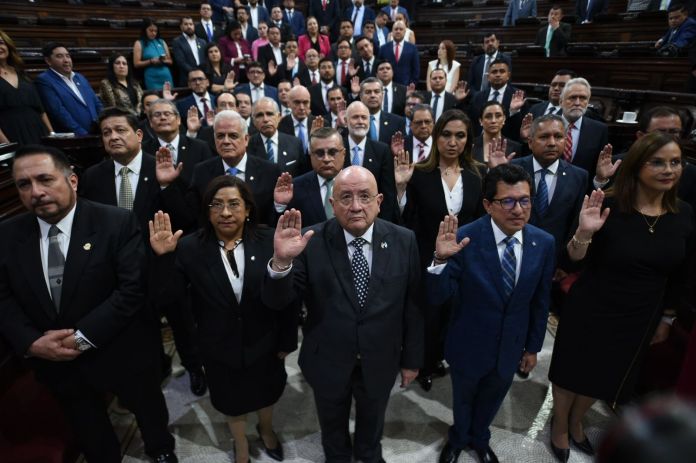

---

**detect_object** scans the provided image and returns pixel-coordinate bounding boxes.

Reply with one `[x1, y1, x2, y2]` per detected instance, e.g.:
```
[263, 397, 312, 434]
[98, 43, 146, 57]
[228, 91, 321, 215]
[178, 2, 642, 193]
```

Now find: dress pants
[160, 294, 201, 371]
[46, 361, 174, 462]
[313, 362, 391, 463]
[421, 297, 452, 375]
[448, 365, 514, 450]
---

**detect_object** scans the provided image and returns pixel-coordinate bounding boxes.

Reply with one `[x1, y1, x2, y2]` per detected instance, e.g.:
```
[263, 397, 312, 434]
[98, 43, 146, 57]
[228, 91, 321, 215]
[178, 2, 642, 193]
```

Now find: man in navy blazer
[172, 17, 208, 86]
[359, 77, 406, 146]
[235, 61, 280, 105]
[576, 0, 608, 23]
[504, 0, 537, 26]
[247, 0, 271, 28]
[429, 164, 555, 463]
[282, 0, 306, 36]
[467, 33, 512, 93]
[35, 43, 103, 136]
[655, 3, 696, 50]
[468, 59, 519, 136]
[380, 0, 410, 22]
[378, 20, 419, 85]
[343, 0, 377, 37]
[175, 68, 217, 127]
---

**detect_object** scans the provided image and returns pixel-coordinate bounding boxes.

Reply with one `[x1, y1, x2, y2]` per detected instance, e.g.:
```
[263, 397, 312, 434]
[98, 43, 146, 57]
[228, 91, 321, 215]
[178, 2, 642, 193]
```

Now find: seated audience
[504, 0, 537, 27]
[0, 30, 52, 145]
[133, 18, 174, 91]
[426, 40, 461, 94]
[99, 53, 144, 115]
[536, 6, 572, 57]
[35, 42, 103, 136]
[298, 16, 331, 60]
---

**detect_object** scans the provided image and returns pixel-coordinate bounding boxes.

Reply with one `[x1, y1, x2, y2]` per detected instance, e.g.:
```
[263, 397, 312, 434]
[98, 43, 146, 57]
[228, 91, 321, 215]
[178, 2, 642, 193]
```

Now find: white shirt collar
[37, 203, 77, 241]
[260, 132, 279, 146]
[489, 84, 507, 96]
[490, 217, 524, 246]
[292, 115, 307, 126]
[413, 135, 432, 148]
[223, 153, 248, 172]
[532, 157, 559, 174]
[50, 67, 75, 81]
[563, 115, 584, 130]
[193, 92, 212, 104]
[113, 150, 143, 177]
[158, 133, 180, 149]
[349, 134, 367, 152]
[343, 223, 374, 247]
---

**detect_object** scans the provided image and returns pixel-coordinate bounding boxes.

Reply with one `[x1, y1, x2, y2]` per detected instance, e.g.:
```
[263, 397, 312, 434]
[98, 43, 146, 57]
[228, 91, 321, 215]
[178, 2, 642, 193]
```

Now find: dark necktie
[201, 97, 210, 117]
[352, 7, 359, 24]
[546, 105, 557, 115]
[266, 138, 275, 161]
[432, 93, 440, 117]
[47, 225, 65, 312]
[536, 168, 550, 216]
[351, 237, 369, 308]
[501, 236, 517, 301]
[383, 88, 389, 112]
[490, 90, 500, 102]
[417, 143, 426, 162]
[364, 61, 371, 75]
[226, 166, 239, 176]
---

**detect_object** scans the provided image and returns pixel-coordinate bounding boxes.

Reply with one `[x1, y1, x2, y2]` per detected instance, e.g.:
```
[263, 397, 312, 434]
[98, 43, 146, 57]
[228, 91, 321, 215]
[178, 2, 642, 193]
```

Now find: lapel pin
[381, 241, 388, 249]
[182, 145, 187, 150]
[562, 171, 566, 176]
[83, 243, 92, 251]
[143, 177, 149, 182]
[532, 241, 537, 247]
[249, 176, 255, 181]
[283, 151, 287, 156]
[383, 120, 388, 125]
[251, 256, 256, 261]
[368, 158, 372, 163]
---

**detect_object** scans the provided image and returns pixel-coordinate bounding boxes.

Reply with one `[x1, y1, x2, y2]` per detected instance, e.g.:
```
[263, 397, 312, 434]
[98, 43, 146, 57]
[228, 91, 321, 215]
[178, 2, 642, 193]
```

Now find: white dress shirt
[260, 132, 280, 163]
[219, 241, 245, 302]
[184, 33, 201, 65]
[50, 68, 86, 105]
[487, 84, 507, 104]
[113, 150, 143, 199]
[533, 157, 559, 202]
[491, 218, 523, 283]
[222, 153, 248, 181]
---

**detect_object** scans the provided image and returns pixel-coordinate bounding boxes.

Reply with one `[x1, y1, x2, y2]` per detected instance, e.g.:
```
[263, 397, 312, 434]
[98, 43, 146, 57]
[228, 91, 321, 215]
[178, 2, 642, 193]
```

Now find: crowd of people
[1, 1, 696, 463]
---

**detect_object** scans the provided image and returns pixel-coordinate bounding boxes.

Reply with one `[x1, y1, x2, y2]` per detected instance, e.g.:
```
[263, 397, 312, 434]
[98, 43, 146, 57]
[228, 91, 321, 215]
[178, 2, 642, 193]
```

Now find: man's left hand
[400, 368, 419, 387]
[519, 351, 537, 374]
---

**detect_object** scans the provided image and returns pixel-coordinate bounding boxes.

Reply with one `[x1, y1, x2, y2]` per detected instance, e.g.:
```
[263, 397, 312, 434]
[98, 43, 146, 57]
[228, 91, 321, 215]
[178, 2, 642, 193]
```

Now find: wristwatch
[74, 334, 92, 352]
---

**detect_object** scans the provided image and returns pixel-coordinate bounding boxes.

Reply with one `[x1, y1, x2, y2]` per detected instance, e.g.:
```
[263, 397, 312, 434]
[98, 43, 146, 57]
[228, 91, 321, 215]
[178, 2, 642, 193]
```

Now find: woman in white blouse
[426, 40, 461, 94]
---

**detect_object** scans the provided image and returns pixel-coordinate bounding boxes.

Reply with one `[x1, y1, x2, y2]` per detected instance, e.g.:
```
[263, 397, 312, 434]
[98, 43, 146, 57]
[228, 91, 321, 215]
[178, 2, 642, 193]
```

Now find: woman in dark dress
[150, 176, 297, 463]
[0, 29, 52, 145]
[394, 109, 485, 390]
[548, 132, 695, 462]
[471, 100, 520, 164]
[202, 42, 235, 95]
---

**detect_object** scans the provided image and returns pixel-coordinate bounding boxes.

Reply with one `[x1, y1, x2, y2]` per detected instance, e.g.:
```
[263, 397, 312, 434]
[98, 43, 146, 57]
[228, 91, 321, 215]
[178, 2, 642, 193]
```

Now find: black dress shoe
[515, 368, 530, 379]
[473, 445, 499, 463]
[417, 374, 433, 392]
[438, 441, 461, 463]
[189, 368, 207, 396]
[154, 451, 178, 463]
[570, 434, 595, 456]
[256, 424, 284, 461]
[550, 439, 570, 463]
[434, 361, 448, 377]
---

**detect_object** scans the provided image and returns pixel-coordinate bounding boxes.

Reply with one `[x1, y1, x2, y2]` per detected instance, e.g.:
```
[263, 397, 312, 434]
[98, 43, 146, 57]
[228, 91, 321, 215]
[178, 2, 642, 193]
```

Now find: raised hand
[390, 131, 405, 157]
[348, 59, 359, 77]
[519, 113, 533, 142]
[510, 89, 525, 112]
[595, 144, 620, 182]
[336, 100, 347, 127]
[149, 210, 183, 256]
[268, 60, 278, 76]
[155, 145, 183, 187]
[311, 115, 324, 134]
[274, 172, 294, 205]
[205, 109, 215, 126]
[350, 75, 361, 95]
[454, 80, 469, 101]
[187, 105, 201, 133]
[273, 209, 315, 266]
[394, 144, 414, 188]
[577, 189, 610, 237]
[406, 82, 416, 96]
[162, 81, 178, 100]
[435, 215, 470, 260]
[293, 76, 301, 87]
[487, 137, 516, 168]
[224, 70, 236, 91]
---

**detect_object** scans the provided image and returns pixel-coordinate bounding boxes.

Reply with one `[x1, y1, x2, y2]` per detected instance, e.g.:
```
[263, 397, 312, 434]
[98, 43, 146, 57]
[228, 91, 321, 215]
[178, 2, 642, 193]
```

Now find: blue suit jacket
[503, 0, 537, 26]
[343, 5, 376, 35]
[576, 0, 608, 22]
[380, 5, 410, 21]
[234, 83, 279, 105]
[175, 94, 217, 126]
[248, 5, 271, 28]
[378, 41, 419, 86]
[427, 216, 555, 377]
[284, 9, 306, 36]
[35, 70, 103, 136]
[661, 16, 696, 49]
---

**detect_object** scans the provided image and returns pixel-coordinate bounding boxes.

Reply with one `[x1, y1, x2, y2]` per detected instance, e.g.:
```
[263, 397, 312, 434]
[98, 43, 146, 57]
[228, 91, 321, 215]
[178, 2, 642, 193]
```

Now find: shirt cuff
[267, 259, 292, 279]
[274, 202, 288, 213]
[592, 176, 610, 190]
[427, 262, 447, 274]
[75, 330, 96, 348]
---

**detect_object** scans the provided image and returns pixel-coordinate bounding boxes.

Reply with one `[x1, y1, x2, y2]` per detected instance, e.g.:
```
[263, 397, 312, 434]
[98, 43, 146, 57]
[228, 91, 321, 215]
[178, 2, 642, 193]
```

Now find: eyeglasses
[336, 193, 378, 206]
[491, 197, 532, 210]
[209, 200, 244, 212]
[644, 159, 683, 171]
[311, 148, 343, 159]
[151, 111, 177, 119]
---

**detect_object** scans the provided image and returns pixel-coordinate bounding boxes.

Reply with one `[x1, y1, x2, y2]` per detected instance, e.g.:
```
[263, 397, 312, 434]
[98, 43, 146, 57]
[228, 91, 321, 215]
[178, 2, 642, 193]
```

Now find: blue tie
[501, 236, 517, 300]
[205, 23, 213, 41]
[536, 169, 549, 216]
[226, 166, 239, 176]
[369, 115, 377, 140]
[383, 88, 389, 112]
[352, 145, 361, 166]
[266, 138, 275, 161]
[297, 123, 307, 152]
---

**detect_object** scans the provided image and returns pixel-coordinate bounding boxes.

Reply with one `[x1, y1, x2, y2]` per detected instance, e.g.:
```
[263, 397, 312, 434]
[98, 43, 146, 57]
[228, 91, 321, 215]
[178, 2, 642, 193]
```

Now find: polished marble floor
[112, 322, 615, 463]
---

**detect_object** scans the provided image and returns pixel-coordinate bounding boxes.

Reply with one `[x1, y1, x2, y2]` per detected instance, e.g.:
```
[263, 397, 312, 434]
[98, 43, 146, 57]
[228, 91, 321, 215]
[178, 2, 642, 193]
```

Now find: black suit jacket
[512, 156, 588, 261]
[472, 135, 521, 164]
[535, 22, 572, 57]
[78, 153, 161, 237]
[195, 22, 223, 43]
[467, 52, 513, 93]
[424, 91, 458, 117]
[286, 170, 330, 227]
[309, 83, 330, 116]
[469, 85, 518, 136]
[278, 114, 317, 175]
[262, 218, 423, 398]
[387, 82, 408, 116]
[160, 154, 281, 232]
[142, 136, 214, 186]
[576, 0, 608, 22]
[154, 228, 297, 368]
[373, 111, 406, 146]
[0, 200, 157, 386]
[246, 132, 303, 176]
[572, 116, 608, 181]
[343, 136, 399, 223]
[172, 34, 208, 86]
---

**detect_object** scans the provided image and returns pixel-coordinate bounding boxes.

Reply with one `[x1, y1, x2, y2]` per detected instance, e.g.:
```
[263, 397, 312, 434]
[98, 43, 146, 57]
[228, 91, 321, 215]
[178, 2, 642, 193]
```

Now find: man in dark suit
[468, 59, 520, 136]
[308, 0, 341, 36]
[430, 164, 555, 463]
[381, 0, 410, 22]
[576, 0, 608, 23]
[188, 91, 238, 152]
[237, 6, 260, 43]
[157, 110, 281, 230]
[425, 68, 458, 122]
[359, 77, 406, 146]
[234, 61, 280, 105]
[247, 0, 271, 29]
[264, 165, 422, 463]
[535, 6, 572, 57]
[378, 20, 419, 86]
[35, 42, 103, 136]
[195, 3, 223, 43]
[503, 0, 537, 26]
[278, 85, 317, 174]
[467, 33, 512, 93]
[559, 77, 608, 179]
[175, 68, 217, 127]
[655, 3, 696, 51]
[402, 103, 434, 163]
[376, 60, 407, 116]
[172, 17, 208, 86]
[269, 6, 294, 42]
[343, 0, 377, 37]
[1, 145, 177, 463]
[273, 127, 346, 226]
[344, 100, 399, 223]
[282, 0, 306, 36]
[310, 58, 339, 116]
[355, 35, 378, 81]
[248, 97, 303, 175]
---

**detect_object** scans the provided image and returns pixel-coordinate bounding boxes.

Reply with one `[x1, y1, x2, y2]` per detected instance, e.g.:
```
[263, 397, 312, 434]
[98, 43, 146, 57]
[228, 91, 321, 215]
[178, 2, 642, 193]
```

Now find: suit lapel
[244, 156, 259, 193]
[60, 202, 97, 314]
[15, 219, 57, 320]
[239, 236, 263, 305]
[326, 220, 361, 313]
[203, 239, 239, 306]
[514, 226, 538, 300]
[306, 173, 325, 220]
[132, 155, 155, 218]
[363, 220, 391, 311]
[548, 160, 569, 211]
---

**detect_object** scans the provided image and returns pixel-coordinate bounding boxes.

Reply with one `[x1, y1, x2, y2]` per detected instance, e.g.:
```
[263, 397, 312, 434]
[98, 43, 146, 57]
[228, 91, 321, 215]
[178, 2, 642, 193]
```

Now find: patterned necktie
[323, 178, 334, 219]
[394, 42, 401, 63]
[265, 138, 275, 161]
[118, 166, 134, 210]
[536, 168, 550, 216]
[383, 88, 389, 112]
[369, 115, 377, 140]
[501, 236, 517, 300]
[417, 143, 426, 162]
[352, 145, 361, 165]
[481, 56, 492, 91]
[297, 122, 307, 152]
[365, 61, 371, 76]
[351, 237, 369, 309]
[227, 166, 239, 176]
[201, 97, 210, 118]
[47, 225, 65, 312]
[341, 61, 348, 85]
[564, 122, 574, 162]
[311, 71, 317, 85]
[166, 143, 176, 164]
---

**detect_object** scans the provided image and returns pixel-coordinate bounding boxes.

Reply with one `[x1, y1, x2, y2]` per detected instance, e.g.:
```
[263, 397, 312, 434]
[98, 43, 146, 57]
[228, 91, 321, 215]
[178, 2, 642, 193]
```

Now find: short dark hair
[638, 106, 683, 133]
[480, 100, 505, 118]
[555, 68, 577, 78]
[319, 57, 335, 68]
[430, 68, 447, 79]
[483, 164, 532, 201]
[482, 32, 497, 41]
[179, 16, 194, 25]
[198, 175, 258, 239]
[187, 66, 207, 79]
[529, 114, 566, 138]
[225, 20, 242, 35]
[13, 144, 73, 176]
[336, 37, 352, 49]
[42, 41, 67, 58]
[668, 3, 688, 13]
[327, 85, 345, 98]
[411, 104, 434, 120]
[375, 59, 392, 71]
[355, 35, 372, 47]
[340, 19, 354, 27]
[246, 61, 264, 72]
[98, 106, 140, 131]
[489, 58, 509, 70]
[408, 91, 426, 102]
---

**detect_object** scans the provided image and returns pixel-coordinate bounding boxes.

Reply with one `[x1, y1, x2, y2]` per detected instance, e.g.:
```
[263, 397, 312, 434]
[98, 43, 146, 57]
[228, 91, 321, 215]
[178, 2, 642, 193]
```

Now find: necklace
[639, 208, 662, 234]
[441, 165, 458, 176]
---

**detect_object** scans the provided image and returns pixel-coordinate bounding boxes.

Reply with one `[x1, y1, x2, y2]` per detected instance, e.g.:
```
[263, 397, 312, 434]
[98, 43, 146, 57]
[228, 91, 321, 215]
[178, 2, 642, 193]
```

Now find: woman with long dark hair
[426, 40, 461, 94]
[472, 100, 521, 164]
[202, 43, 235, 94]
[548, 132, 695, 462]
[99, 52, 143, 114]
[297, 16, 330, 61]
[133, 18, 173, 90]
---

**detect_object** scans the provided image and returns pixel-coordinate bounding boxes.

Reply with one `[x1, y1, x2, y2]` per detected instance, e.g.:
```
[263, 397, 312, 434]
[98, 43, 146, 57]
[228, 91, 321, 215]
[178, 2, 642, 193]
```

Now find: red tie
[341, 61, 348, 85]
[417, 143, 426, 162]
[311, 71, 317, 85]
[322, 0, 326, 10]
[201, 97, 210, 118]
[395, 42, 401, 63]
[564, 122, 574, 162]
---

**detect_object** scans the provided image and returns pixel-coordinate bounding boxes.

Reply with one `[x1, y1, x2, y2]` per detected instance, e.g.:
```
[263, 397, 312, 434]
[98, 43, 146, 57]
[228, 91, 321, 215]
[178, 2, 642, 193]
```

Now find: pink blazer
[218, 36, 252, 76]
[298, 34, 331, 61]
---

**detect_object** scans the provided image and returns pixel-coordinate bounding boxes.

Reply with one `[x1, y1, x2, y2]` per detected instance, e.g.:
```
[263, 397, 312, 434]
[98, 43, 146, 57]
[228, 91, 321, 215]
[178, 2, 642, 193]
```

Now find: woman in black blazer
[394, 109, 486, 390]
[472, 100, 521, 164]
[150, 176, 297, 463]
